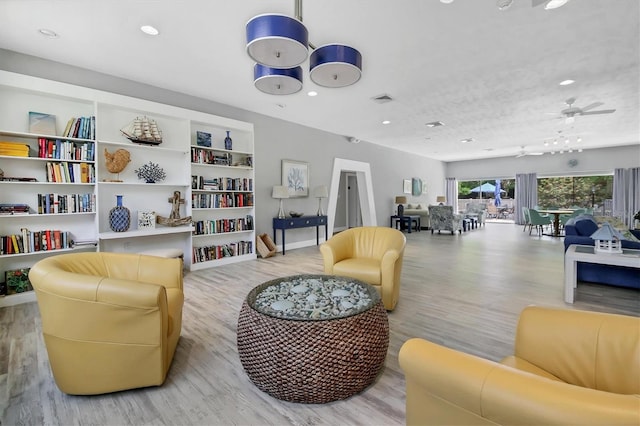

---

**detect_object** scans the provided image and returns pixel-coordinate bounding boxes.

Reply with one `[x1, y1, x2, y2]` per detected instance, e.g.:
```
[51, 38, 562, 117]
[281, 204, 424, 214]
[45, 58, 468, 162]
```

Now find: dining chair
[521, 206, 532, 233]
[528, 208, 552, 236]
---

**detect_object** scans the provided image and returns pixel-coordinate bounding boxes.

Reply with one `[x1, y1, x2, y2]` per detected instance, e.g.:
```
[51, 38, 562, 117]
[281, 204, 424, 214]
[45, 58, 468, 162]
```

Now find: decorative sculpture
[103, 148, 131, 182]
[156, 191, 192, 227]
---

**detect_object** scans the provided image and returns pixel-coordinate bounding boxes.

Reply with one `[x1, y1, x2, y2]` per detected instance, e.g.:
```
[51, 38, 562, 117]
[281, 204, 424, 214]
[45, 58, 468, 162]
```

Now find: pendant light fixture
[246, 0, 362, 95]
[310, 44, 362, 88]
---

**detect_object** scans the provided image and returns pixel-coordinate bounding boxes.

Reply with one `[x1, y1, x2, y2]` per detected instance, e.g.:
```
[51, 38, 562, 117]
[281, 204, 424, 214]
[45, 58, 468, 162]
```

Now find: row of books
[37, 138, 95, 161]
[191, 148, 233, 166]
[37, 193, 95, 214]
[62, 116, 95, 140]
[46, 161, 95, 183]
[192, 215, 254, 236]
[192, 176, 253, 191]
[191, 240, 253, 264]
[1, 228, 71, 255]
[0, 204, 30, 215]
[0, 141, 29, 157]
[191, 193, 253, 209]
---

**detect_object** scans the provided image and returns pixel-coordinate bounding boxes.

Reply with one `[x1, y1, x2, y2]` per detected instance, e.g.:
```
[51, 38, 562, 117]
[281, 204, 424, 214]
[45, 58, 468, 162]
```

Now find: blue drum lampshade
[246, 14, 309, 69]
[254, 64, 303, 95]
[309, 44, 362, 88]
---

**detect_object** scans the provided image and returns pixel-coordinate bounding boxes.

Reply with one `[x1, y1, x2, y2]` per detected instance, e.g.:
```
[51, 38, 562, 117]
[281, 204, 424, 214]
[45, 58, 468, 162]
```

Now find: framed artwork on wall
[412, 178, 423, 196]
[422, 180, 428, 195]
[282, 159, 309, 197]
[403, 179, 412, 194]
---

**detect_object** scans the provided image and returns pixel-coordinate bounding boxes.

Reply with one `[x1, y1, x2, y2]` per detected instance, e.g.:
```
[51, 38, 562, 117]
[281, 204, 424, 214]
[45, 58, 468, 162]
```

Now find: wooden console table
[564, 244, 640, 303]
[273, 215, 328, 255]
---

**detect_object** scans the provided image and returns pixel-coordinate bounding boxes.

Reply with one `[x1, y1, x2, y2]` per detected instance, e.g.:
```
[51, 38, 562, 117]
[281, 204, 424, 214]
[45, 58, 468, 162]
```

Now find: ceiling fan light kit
[246, 1, 362, 95]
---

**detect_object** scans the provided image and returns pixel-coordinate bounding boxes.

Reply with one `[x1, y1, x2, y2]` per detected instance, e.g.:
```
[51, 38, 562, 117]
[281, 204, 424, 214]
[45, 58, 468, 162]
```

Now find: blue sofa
[564, 216, 640, 289]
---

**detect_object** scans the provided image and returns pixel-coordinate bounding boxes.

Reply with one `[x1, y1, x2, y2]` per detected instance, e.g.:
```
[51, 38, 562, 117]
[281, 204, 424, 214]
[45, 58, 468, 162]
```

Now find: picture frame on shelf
[138, 210, 156, 230]
[196, 131, 212, 147]
[282, 159, 309, 198]
[28, 111, 56, 135]
[403, 179, 412, 194]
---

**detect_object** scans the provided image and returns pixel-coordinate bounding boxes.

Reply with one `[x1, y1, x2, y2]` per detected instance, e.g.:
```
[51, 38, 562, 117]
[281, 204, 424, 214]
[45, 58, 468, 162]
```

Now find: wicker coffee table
[236, 274, 389, 404]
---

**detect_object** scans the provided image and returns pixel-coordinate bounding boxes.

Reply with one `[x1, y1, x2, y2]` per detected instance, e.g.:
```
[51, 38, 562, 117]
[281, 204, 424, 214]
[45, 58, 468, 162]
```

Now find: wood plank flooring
[1, 223, 638, 425]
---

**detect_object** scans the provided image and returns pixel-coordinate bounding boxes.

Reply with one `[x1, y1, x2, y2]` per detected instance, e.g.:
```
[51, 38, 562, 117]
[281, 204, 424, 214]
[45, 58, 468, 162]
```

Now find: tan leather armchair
[319, 226, 406, 310]
[29, 252, 184, 395]
[399, 306, 640, 425]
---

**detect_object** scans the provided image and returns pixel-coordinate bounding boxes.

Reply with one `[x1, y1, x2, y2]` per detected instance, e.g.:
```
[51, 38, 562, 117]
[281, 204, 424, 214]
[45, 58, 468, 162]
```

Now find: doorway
[345, 172, 362, 228]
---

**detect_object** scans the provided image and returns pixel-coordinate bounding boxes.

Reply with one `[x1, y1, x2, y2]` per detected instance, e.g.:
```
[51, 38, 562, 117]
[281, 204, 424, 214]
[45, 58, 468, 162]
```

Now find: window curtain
[613, 167, 640, 228]
[515, 173, 538, 225]
[445, 178, 458, 209]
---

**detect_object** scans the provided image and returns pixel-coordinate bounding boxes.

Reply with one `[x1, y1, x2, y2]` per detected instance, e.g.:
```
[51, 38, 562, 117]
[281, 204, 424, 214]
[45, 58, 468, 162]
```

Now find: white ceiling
[0, 0, 638, 162]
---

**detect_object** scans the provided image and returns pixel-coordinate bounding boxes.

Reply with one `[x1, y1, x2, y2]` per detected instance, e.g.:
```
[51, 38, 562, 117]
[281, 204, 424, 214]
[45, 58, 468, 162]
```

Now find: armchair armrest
[399, 338, 640, 425]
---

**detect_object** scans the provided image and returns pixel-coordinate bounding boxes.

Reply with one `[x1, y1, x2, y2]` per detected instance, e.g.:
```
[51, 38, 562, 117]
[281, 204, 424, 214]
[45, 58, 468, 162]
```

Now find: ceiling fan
[555, 97, 616, 124]
[515, 146, 544, 158]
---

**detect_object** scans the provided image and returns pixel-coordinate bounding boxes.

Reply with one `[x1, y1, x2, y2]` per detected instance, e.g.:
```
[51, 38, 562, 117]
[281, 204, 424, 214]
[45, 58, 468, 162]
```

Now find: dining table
[537, 209, 575, 237]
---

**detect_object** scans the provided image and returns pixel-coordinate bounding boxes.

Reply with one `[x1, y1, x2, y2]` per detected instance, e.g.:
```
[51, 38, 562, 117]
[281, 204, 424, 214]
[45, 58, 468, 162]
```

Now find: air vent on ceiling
[426, 121, 444, 127]
[372, 94, 393, 104]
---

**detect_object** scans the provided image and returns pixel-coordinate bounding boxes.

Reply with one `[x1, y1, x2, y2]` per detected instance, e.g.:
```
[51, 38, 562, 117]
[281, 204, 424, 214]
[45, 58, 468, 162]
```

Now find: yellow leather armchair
[399, 306, 640, 425]
[319, 226, 406, 310]
[29, 252, 184, 395]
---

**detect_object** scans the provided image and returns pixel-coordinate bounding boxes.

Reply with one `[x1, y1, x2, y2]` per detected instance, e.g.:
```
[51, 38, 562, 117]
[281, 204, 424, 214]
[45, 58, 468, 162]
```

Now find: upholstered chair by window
[428, 205, 462, 234]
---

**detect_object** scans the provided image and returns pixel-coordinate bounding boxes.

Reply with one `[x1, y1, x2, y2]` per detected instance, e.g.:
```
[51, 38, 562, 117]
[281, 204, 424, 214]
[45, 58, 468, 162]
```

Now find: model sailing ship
[120, 116, 163, 145]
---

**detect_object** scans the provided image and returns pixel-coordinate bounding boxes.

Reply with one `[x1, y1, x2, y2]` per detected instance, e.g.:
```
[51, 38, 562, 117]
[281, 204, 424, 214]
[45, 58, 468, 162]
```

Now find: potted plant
[134, 161, 166, 183]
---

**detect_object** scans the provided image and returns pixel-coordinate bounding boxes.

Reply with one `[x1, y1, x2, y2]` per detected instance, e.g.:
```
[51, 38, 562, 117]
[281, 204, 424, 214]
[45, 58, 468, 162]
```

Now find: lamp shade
[309, 44, 362, 88]
[436, 196, 446, 204]
[246, 14, 309, 68]
[254, 64, 303, 95]
[313, 185, 329, 198]
[272, 185, 290, 199]
[395, 196, 407, 204]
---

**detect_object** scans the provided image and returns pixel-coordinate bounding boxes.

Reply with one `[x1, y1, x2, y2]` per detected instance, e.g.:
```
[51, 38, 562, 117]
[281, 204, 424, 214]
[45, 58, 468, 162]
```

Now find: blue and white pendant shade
[246, 14, 309, 69]
[254, 64, 303, 95]
[310, 44, 362, 88]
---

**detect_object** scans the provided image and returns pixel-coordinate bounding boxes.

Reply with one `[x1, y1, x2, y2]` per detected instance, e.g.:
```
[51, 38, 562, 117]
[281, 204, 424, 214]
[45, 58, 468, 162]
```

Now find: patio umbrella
[470, 182, 497, 193]
[494, 179, 502, 206]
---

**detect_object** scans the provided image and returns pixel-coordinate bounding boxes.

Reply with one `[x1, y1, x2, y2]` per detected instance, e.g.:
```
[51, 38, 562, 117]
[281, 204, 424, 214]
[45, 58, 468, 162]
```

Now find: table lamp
[436, 195, 446, 205]
[272, 185, 289, 219]
[395, 196, 407, 216]
[313, 185, 329, 216]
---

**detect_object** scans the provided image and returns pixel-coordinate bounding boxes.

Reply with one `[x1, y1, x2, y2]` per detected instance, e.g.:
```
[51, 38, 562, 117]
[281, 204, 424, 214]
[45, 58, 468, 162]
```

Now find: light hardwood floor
[1, 223, 638, 425]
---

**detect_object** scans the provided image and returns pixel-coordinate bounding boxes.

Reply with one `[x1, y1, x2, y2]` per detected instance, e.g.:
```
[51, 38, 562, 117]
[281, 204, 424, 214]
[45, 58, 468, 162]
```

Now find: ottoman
[236, 274, 389, 404]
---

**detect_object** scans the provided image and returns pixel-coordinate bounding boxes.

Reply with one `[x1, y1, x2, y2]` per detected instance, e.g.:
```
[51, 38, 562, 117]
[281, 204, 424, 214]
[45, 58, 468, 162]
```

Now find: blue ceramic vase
[224, 130, 233, 150]
[109, 195, 130, 232]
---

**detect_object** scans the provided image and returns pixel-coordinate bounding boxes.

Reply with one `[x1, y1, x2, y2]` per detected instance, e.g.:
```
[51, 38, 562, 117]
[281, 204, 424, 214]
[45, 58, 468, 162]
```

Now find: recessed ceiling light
[577, 137, 582, 143]
[460, 138, 474, 144]
[544, 0, 569, 10]
[307, 91, 318, 97]
[276, 103, 286, 108]
[544, 141, 549, 146]
[559, 79, 575, 86]
[578, 148, 583, 152]
[382, 120, 391, 125]
[565, 138, 570, 144]
[440, 0, 454, 3]
[38, 28, 59, 38]
[140, 25, 159, 36]
[553, 140, 558, 145]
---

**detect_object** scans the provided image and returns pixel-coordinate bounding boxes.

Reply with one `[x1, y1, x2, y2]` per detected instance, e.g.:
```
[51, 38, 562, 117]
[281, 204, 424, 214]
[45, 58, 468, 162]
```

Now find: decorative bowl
[289, 211, 303, 218]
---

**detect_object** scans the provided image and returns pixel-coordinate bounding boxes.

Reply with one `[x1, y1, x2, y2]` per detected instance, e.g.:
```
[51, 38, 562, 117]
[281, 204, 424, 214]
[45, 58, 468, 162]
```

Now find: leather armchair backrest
[350, 227, 405, 259]
[514, 306, 640, 394]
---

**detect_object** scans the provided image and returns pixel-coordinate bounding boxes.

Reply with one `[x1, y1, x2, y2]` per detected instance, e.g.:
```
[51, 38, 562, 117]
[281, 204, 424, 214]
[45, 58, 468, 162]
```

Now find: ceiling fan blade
[580, 109, 616, 115]
[580, 102, 604, 112]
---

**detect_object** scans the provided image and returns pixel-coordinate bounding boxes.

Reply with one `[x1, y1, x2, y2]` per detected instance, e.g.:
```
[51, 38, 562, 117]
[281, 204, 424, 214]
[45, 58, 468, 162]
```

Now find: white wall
[446, 145, 640, 180]
[0, 49, 446, 248]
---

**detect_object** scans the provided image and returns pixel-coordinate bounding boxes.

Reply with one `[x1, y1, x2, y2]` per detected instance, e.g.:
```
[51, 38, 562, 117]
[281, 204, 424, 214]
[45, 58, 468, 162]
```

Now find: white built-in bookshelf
[0, 71, 255, 306]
